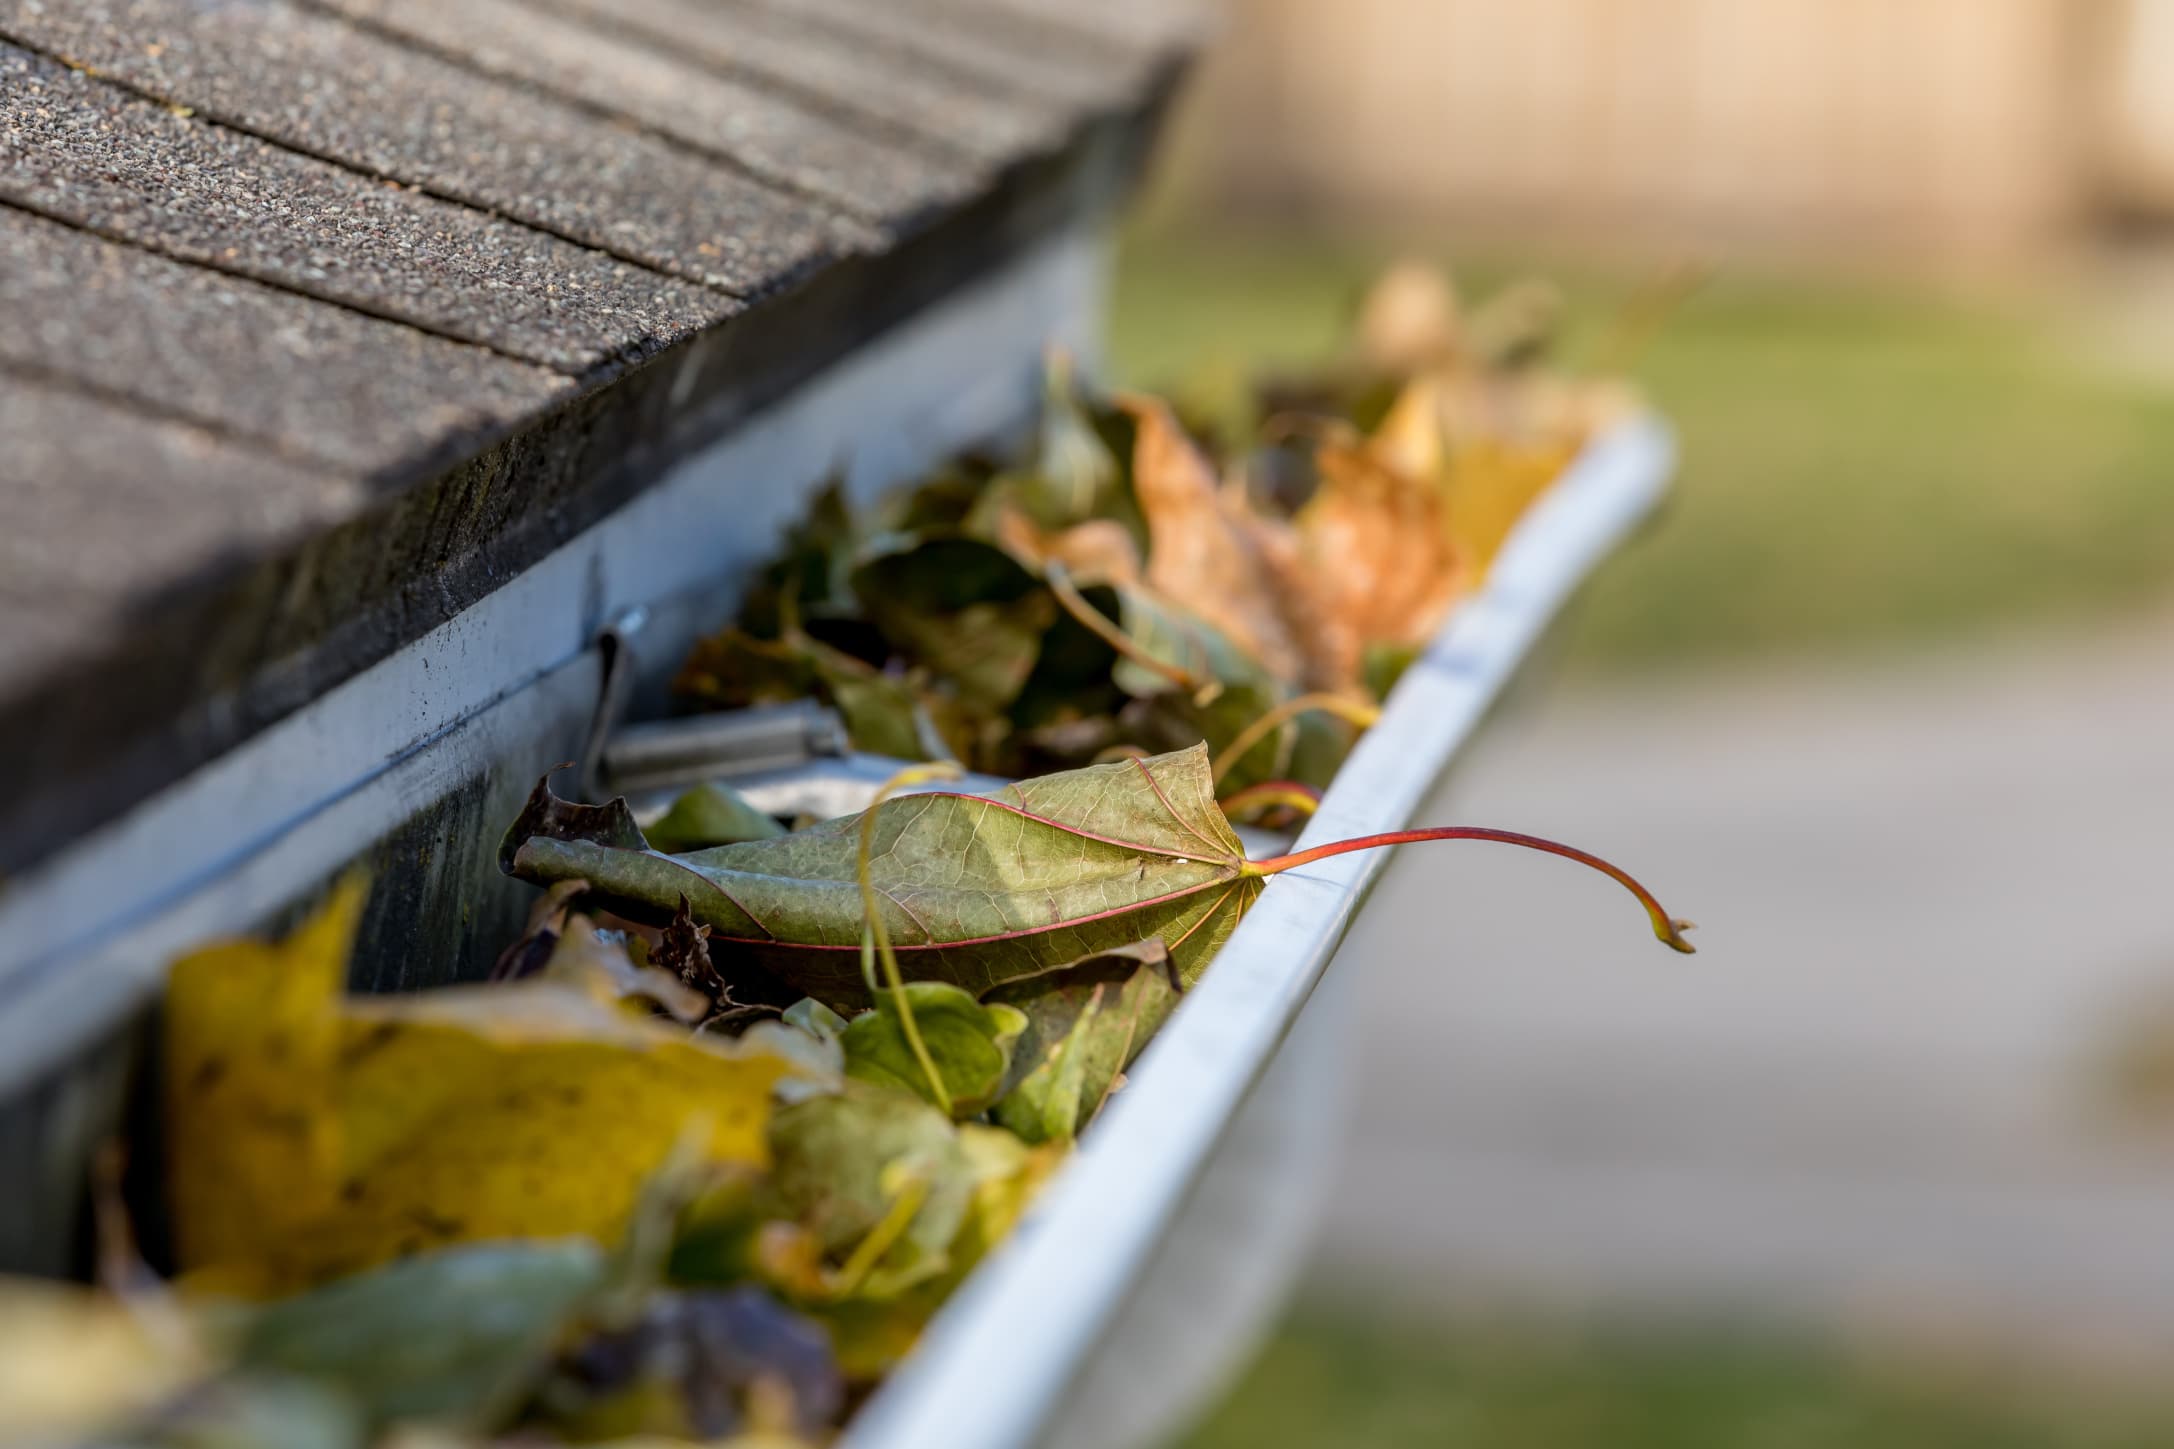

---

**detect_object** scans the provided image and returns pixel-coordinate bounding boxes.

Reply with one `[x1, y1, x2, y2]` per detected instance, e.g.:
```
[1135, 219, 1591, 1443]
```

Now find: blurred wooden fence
[1170, 0, 2174, 260]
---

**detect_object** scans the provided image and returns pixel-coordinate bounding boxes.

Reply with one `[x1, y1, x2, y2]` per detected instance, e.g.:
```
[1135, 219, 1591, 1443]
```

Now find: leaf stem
[858, 763, 965, 1107]
[1046, 562, 1215, 699]
[1249, 827, 1697, 953]
[831, 1171, 931, 1295]
[1218, 780, 1323, 822]
[1211, 693, 1383, 786]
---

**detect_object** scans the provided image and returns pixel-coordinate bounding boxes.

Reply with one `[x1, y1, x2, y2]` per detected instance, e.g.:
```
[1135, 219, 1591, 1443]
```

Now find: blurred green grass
[1175, 1309, 2174, 1449]
[1108, 231, 2174, 669]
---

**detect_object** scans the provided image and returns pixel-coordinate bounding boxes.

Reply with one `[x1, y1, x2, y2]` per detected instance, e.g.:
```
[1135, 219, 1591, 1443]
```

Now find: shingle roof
[0, 0, 1197, 867]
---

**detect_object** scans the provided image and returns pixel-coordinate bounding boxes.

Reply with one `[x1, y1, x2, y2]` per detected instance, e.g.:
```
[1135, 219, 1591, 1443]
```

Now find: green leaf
[840, 982, 1028, 1119]
[644, 781, 787, 853]
[504, 744, 1262, 1008]
[988, 941, 1182, 1144]
[229, 1240, 606, 1431]
[767, 1086, 975, 1297]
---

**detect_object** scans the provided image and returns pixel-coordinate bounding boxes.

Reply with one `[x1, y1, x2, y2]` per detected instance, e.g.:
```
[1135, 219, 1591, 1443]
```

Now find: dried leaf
[490, 878, 592, 983]
[1296, 438, 1467, 679]
[165, 890, 809, 1295]
[1124, 394, 1316, 686]
[541, 912, 712, 1025]
[504, 745, 1263, 1008]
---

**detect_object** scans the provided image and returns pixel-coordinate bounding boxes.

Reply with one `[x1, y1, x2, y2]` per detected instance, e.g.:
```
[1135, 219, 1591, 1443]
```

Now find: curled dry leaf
[1124, 394, 1324, 688]
[505, 744, 1695, 1021]
[504, 746, 1261, 1009]
[1295, 437, 1467, 683]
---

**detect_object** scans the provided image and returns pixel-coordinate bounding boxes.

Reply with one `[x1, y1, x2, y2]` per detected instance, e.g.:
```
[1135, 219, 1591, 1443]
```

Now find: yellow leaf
[1369, 374, 1579, 579]
[166, 884, 804, 1295]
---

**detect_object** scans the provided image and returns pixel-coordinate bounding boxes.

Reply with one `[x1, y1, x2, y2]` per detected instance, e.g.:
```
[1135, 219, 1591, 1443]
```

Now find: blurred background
[1108, 2, 2174, 1444]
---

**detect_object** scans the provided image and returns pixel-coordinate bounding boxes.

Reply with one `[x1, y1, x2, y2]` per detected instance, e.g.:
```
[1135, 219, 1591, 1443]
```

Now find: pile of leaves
[1, 266, 1683, 1449]
[673, 264, 1636, 813]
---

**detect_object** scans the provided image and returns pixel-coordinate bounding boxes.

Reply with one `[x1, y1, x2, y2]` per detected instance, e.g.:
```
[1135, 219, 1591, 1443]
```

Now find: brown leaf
[1296, 439, 1468, 681]
[657, 895, 720, 996]
[1123, 394, 1332, 689]
[990, 504, 1142, 588]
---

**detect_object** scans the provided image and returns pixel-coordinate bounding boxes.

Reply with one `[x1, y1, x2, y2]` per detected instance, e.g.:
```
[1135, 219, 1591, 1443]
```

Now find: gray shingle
[523, 0, 1069, 165]
[0, 44, 733, 371]
[0, 376, 361, 693]
[313, 0, 980, 232]
[0, 0, 874, 291]
[0, 206, 571, 472]
[738, 0, 1151, 110]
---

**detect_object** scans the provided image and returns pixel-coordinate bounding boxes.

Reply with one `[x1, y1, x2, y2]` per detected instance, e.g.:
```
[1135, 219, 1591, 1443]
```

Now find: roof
[0, 0, 1196, 871]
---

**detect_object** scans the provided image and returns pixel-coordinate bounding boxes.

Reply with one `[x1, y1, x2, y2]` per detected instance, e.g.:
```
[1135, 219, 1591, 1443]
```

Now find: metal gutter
[0, 228, 1105, 1103]
[842, 414, 1678, 1449]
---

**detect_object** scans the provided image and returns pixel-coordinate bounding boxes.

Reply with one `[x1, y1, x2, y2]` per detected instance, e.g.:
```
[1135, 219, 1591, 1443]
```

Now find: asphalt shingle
[313, 0, 980, 232]
[0, 0, 874, 292]
[0, 205, 571, 472]
[0, 43, 733, 372]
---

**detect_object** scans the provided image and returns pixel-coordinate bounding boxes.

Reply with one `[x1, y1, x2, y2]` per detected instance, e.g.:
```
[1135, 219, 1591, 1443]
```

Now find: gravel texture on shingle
[0, 206, 571, 472]
[961, 0, 1207, 56]
[312, 0, 980, 232]
[0, 0, 876, 292]
[0, 376, 363, 690]
[0, 44, 733, 372]
[741, 0, 1150, 110]
[525, 0, 1069, 165]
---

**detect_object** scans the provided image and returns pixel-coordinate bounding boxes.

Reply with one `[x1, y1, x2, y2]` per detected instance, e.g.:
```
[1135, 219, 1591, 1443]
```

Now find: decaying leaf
[505, 745, 1263, 1008]
[539, 912, 712, 1025]
[506, 741, 1696, 1021]
[987, 940, 1182, 1144]
[1124, 394, 1320, 687]
[1296, 438, 1467, 682]
[165, 887, 813, 1295]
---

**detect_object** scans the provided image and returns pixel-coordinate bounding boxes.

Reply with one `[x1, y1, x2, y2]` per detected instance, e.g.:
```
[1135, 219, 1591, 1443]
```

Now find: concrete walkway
[1311, 616, 2174, 1358]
